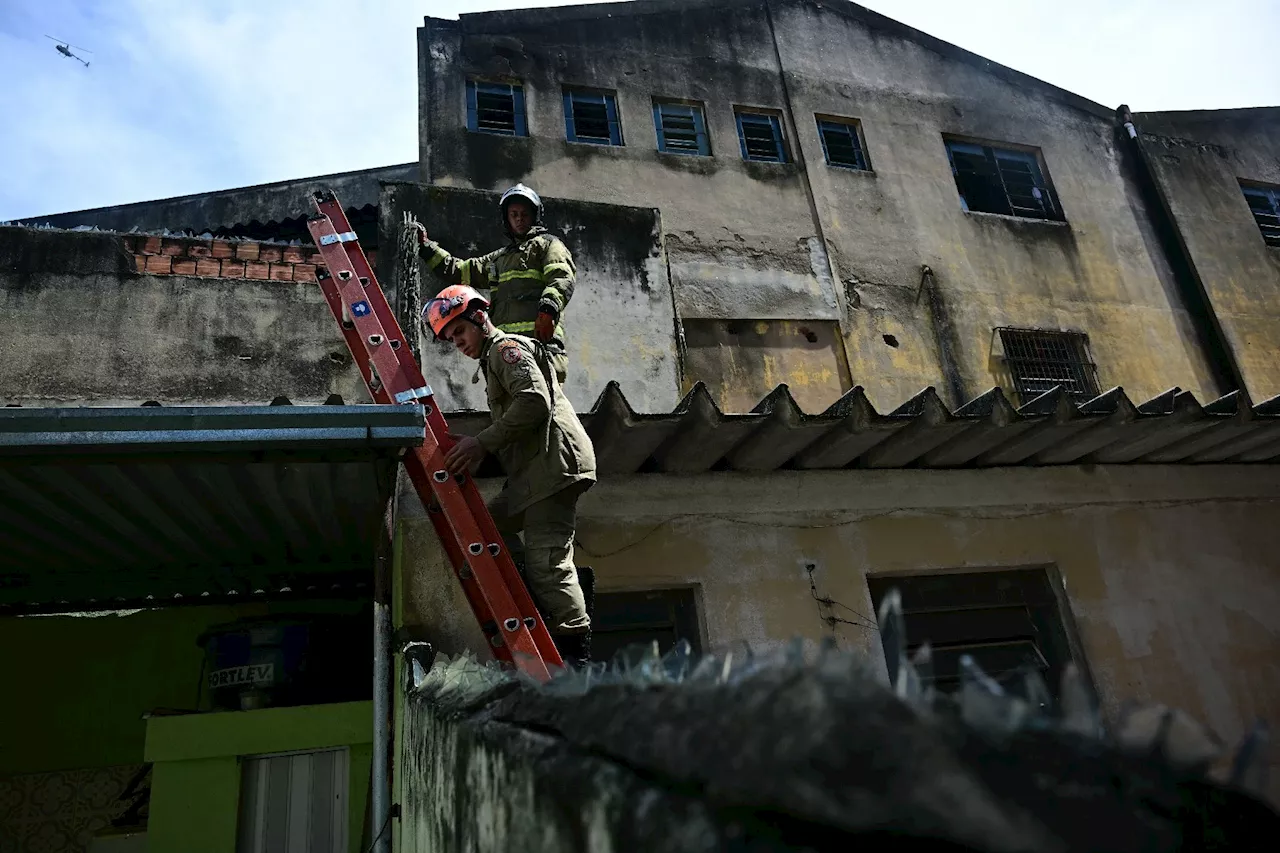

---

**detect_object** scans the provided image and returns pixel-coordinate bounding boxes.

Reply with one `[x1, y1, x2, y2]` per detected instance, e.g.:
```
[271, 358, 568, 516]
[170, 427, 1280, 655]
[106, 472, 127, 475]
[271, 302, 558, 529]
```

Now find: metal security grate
[998, 327, 1100, 404]
[946, 139, 1062, 221]
[654, 101, 710, 155]
[564, 90, 622, 145]
[1241, 183, 1280, 247]
[817, 118, 869, 170]
[735, 111, 786, 162]
[466, 80, 526, 136]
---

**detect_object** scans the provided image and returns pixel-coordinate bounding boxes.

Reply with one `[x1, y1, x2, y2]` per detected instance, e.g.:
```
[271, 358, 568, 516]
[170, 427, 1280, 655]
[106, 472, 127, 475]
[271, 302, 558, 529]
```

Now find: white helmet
[499, 183, 542, 229]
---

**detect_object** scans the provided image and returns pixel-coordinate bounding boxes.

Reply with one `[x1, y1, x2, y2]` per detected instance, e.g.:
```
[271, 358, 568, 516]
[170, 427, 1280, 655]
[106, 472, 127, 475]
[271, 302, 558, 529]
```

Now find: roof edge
[437, 0, 1115, 123]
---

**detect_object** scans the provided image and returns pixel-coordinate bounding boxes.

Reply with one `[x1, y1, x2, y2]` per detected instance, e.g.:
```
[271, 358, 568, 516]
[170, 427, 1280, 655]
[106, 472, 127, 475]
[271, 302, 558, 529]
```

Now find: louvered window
[945, 139, 1062, 220]
[735, 111, 786, 163]
[1241, 183, 1280, 247]
[654, 101, 710, 156]
[466, 80, 527, 137]
[868, 569, 1078, 701]
[997, 327, 1100, 405]
[817, 118, 870, 170]
[564, 90, 622, 145]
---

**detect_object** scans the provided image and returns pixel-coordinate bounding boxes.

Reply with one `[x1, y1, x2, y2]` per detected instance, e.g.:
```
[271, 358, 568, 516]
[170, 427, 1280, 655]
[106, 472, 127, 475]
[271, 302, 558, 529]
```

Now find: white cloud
[1, 0, 1276, 220]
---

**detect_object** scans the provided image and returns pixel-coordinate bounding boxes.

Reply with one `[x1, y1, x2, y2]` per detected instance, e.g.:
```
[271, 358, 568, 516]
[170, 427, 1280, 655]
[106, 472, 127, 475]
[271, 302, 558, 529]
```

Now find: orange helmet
[422, 285, 489, 339]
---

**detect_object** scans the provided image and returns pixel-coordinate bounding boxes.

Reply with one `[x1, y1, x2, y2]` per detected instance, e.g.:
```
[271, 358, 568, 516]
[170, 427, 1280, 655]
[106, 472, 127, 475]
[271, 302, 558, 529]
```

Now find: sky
[1, 0, 1276, 221]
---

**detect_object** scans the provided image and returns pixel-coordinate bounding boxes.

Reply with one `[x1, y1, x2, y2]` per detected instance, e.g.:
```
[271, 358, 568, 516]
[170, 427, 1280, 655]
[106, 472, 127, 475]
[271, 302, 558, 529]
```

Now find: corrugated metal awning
[0, 405, 424, 614]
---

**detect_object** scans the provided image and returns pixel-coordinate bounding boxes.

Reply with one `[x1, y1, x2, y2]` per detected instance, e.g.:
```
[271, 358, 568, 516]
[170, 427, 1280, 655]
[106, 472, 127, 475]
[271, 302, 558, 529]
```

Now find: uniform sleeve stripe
[499, 321, 537, 333]
[497, 269, 544, 283]
[426, 251, 446, 270]
[542, 262, 573, 276]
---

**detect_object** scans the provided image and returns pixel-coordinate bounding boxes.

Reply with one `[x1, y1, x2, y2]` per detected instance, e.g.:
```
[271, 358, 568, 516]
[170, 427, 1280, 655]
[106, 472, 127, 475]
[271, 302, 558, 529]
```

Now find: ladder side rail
[315, 198, 562, 667]
[307, 212, 555, 680]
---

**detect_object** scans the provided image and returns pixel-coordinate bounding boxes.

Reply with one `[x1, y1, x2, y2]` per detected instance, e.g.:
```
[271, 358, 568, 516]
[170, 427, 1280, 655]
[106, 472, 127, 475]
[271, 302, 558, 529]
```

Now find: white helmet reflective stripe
[499, 183, 542, 222]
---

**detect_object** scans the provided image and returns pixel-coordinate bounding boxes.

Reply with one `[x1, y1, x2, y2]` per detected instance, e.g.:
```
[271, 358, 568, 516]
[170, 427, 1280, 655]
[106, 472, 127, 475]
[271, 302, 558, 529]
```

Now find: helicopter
[45, 35, 91, 67]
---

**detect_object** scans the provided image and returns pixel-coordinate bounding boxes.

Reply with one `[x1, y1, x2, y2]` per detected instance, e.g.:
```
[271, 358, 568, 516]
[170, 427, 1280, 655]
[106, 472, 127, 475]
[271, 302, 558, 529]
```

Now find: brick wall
[122, 234, 378, 282]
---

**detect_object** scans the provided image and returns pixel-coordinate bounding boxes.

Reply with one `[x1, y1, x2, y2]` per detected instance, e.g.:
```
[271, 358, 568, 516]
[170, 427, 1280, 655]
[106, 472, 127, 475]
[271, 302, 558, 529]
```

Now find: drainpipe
[371, 500, 394, 853]
[1115, 104, 1243, 397]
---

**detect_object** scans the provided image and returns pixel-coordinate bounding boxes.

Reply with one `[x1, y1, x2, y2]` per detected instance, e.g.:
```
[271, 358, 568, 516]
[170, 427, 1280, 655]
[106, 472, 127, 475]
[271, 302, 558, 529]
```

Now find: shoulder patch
[499, 341, 523, 365]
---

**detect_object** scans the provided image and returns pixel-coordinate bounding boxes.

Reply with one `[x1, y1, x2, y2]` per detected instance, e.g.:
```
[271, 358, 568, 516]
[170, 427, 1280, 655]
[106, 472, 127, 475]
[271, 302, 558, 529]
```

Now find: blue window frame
[564, 90, 622, 145]
[945, 139, 1062, 221]
[735, 111, 786, 163]
[653, 101, 710, 156]
[466, 80, 527, 137]
[817, 118, 869, 170]
[1241, 183, 1280, 247]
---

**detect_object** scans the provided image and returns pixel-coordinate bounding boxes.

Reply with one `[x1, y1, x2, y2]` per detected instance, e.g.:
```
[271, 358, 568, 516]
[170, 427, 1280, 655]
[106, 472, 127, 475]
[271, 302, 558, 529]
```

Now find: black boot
[551, 632, 592, 670]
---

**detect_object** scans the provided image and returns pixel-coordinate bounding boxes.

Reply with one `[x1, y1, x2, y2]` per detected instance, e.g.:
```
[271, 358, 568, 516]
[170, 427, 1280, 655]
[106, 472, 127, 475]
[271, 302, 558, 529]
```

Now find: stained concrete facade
[1133, 108, 1280, 400]
[418, 0, 1274, 414]
[395, 463, 1280, 804]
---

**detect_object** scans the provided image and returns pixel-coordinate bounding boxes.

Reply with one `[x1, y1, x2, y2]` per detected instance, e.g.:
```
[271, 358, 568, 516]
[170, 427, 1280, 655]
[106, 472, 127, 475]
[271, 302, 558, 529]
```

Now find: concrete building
[3, 1, 1280, 850]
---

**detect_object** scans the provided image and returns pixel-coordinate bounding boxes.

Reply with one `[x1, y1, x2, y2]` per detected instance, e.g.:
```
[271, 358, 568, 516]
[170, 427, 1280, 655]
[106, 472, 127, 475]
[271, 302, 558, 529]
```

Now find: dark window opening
[818, 118, 869, 170]
[868, 569, 1078, 701]
[998, 327, 1100, 405]
[590, 588, 702, 664]
[654, 101, 710, 156]
[466, 80, 527, 137]
[564, 90, 622, 145]
[735, 111, 786, 163]
[945, 139, 1062, 220]
[1241, 183, 1280, 247]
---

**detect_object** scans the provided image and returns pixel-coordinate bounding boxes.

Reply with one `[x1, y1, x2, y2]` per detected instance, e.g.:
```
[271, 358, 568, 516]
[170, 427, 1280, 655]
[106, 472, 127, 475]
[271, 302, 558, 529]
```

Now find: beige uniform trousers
[489, 484, 590, 634]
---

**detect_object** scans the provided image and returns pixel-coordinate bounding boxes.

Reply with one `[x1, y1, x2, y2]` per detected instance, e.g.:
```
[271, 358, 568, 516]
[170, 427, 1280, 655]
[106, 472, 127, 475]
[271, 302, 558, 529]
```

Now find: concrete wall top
[13, 163, 417, 237]
[379, 181, 682, 413]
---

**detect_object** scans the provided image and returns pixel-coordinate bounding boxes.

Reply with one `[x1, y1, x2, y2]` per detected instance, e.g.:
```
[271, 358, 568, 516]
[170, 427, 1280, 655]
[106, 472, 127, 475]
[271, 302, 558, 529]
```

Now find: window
[466, 80, 527, 136]
[564, 89, 622, 145]
[997, 327, 1100, 405]
[1241, 182, 1280, 247]
[653, 101, 710, 156]
[867, 569, 1080, 700]
[945, 139, 1062, 220]
[735, 110, 786, 163]
[817, 117, 869, 170]
[590, 588, 702, 663]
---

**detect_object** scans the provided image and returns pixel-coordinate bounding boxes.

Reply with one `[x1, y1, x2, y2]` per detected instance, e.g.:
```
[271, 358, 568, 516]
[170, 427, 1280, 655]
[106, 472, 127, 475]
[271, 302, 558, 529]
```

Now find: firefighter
[413, 184, 574, 384]
[422, 283, 594, 667]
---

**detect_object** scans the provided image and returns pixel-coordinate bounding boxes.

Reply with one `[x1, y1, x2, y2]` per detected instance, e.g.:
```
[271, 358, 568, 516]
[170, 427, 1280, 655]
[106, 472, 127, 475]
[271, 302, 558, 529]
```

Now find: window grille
[654, 101, 710, 156]
[1241, 183, 1280, 247]
[817, 118, 869, 170]
[564, 90, 622, 145]
[466, 80, 526, 136]
[735, 111, 786, 163]
[997, 327, 1100, 404]
[945, 139, 1062, 220]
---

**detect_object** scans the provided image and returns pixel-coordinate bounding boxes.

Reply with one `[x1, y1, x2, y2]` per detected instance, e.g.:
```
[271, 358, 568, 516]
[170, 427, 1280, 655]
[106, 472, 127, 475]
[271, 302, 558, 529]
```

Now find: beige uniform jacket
[474, 330, 596, 514]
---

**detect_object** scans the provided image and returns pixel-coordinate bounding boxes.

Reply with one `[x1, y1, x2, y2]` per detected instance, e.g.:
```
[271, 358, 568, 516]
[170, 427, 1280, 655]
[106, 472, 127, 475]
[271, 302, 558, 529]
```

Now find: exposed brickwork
[120, 233, 345, 283]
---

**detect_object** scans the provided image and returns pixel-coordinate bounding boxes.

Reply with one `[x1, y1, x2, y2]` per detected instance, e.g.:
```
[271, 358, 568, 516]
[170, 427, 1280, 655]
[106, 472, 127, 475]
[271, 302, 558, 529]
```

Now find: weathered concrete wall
[420, 2, 849, 410]
[13, 163, 417, 235]
[1135, 109, 1280, 400]
[398, 648, 1279, 852]
[0, 227, 366, 406]
[379, 181, 681, 413]
[396, 463, 1280, 802]
[771, 0, 1220, 409]
[421, 0, 1233, 413]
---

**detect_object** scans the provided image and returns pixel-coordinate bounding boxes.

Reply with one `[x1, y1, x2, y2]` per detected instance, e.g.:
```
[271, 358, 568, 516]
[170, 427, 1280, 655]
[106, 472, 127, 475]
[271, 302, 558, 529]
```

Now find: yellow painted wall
[397, 465, 1280, 803]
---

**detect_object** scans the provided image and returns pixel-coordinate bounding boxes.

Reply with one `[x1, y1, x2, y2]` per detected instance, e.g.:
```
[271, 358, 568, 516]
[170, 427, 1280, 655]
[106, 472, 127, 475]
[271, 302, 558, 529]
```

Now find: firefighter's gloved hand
[534, 308, 557, 343]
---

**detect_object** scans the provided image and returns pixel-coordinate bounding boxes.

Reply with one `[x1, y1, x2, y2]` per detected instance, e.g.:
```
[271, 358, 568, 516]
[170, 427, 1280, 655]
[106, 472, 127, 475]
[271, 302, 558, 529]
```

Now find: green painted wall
[0, 600, 368, 776]
[144, 701, 373, 853]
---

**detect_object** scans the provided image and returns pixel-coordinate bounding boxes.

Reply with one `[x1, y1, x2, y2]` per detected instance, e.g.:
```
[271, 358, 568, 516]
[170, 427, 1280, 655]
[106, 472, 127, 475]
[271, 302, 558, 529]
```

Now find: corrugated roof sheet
[0, 405, 424, 614]
[441, 383, 1280, 473]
